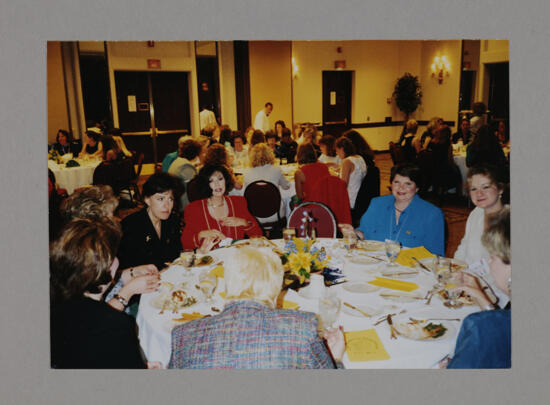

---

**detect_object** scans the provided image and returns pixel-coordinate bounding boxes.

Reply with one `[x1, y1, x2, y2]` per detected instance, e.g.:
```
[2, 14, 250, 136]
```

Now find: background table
[48, 158, 101, 194]
[137, 239, 478, 368]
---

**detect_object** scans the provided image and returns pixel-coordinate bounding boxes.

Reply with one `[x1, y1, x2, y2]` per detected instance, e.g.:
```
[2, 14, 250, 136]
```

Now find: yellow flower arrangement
[282, 237, 330, 284]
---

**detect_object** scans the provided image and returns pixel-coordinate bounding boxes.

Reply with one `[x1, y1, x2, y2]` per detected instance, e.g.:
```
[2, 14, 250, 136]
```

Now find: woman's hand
[324, 326, 346, 363]
[146, 361, 163, 369]
[198, 235, 222, 254]
[220, 217, 248, 227]
[338, 224, 364, 240]
[122, 274, 161, 297]
[198, 229, 225, 242]
[120, 264, 159, 284]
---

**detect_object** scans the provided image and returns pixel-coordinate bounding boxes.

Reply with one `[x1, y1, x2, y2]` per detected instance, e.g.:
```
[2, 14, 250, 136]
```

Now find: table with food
[136, 237, 478, 368]
[48, 154, 102, 194]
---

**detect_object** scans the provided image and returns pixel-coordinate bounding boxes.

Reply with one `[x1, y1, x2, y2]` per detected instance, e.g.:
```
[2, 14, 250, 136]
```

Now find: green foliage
[393, 73, 422, 117]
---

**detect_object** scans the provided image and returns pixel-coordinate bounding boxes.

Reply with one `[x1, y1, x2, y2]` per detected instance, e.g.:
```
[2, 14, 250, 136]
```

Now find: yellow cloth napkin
[368, 277, 419, 292]
[172, 312, 207, 322]
[395, 246, 435, 267]
[209, 266, 224, 278]
[345, 329, 390, 362]
[218, 291, 226, 299]
[282, 300, 300, 310]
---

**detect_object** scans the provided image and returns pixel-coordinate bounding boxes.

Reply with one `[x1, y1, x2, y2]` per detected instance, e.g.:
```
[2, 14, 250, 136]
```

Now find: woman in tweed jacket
[168, 247, 344, 369]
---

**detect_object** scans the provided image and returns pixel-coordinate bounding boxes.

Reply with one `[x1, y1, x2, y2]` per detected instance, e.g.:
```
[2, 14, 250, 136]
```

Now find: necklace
[208, 198, 225, 208]
[394, 204, 404, 213]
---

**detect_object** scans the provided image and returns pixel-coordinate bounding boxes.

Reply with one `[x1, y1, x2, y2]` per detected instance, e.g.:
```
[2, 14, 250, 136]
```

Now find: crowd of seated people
[49, 112, 510, 370]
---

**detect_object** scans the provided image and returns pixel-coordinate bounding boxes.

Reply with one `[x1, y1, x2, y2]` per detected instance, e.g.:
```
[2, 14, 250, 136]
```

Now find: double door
[115, 71, 191, 164]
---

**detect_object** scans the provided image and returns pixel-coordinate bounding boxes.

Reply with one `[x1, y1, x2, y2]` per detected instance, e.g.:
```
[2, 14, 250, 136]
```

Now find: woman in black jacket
[118, 173, 182, 271]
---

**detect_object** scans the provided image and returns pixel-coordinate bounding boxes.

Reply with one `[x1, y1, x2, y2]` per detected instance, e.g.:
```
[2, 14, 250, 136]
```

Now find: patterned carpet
[121, 152, 471, 257]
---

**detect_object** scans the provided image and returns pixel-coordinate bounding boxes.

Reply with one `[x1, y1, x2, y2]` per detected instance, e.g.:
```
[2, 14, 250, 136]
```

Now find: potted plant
[393, 73, 422, 119]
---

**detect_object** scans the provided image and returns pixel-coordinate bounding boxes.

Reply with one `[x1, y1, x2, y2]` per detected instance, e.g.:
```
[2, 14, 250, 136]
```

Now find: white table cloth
[453, 152, 468, 187]
[48, 158, 101, 194]
[136, 239, 478, 368]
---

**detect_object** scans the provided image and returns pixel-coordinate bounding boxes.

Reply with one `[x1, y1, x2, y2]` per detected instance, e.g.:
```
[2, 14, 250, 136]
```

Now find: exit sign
[334, 60, 346, 69]
[147, 59, 161, 69]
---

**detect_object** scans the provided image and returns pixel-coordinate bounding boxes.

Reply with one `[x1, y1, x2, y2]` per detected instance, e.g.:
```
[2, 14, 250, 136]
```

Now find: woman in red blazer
[181, 164, 262, 252]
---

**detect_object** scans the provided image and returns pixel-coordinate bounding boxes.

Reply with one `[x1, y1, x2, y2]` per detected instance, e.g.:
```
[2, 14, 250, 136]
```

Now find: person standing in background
[200, 105, 217, 131]
[254, 102, 273, 133]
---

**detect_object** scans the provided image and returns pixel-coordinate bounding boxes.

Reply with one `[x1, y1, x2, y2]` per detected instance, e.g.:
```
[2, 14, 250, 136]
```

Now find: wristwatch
[113, 294, 129, 308]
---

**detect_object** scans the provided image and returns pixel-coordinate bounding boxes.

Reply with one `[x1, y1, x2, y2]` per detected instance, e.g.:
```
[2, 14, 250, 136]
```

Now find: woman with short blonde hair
[169, 247, 345, 369]
[249, 143, 275, 168]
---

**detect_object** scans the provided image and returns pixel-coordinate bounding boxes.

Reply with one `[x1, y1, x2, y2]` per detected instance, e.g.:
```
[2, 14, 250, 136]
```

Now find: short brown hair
[466, 165, 506, 193]
[204, 143, 230, 167]
[50, 218, 121, 302]
[335, 137, 355, 157]
[319, 135, 336, 157]
[60, 185, 118, 222]
[296, 143, 318, 164]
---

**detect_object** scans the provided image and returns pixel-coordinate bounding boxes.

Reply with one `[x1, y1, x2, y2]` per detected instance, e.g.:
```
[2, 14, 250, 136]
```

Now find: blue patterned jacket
[168, 300, 336, 369]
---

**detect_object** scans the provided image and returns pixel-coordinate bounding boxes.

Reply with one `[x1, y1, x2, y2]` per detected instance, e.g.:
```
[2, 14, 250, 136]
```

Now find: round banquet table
[136, 238, 479, 368]
[48, 158, 101, 194]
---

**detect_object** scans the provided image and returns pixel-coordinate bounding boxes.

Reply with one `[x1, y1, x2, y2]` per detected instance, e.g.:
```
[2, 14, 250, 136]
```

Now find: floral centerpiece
[48, 148, 63, 164]
[280, 237, 330, 289]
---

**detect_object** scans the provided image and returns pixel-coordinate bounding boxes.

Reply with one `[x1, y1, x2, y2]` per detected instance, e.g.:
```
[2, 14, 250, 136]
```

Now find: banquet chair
[351, 165, 380, 227]
[118, 156, 142, 203]
[389, 142, 407, 165]
[172, 163, 197, 212]
[307, 176, 352, 226]
[244, 180, 284, 238]
[186, 177, 203, 203]
[287, 202, 337, 238]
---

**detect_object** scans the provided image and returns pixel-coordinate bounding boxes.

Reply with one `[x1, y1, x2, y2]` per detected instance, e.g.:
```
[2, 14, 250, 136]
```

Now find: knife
[412, 257, 432, 274]
[343, 302, 371, 318]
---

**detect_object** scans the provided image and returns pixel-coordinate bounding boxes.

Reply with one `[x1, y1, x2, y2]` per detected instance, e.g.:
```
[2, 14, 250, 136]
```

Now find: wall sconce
[431, 55, 450, 84]
[292, 57, 299, 79]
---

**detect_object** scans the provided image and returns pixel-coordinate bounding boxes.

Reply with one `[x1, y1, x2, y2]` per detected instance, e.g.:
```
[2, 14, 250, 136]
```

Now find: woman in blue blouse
[339, 163, 445, 255]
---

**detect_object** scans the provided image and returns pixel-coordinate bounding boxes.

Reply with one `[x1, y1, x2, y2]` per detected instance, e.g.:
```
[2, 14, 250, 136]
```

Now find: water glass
[283, 227, 296, 242]
[385, 239, 401, 266]
[281, 157, 288, 165]
[198, 273, 217, 302]
[318, 291, 341, 330]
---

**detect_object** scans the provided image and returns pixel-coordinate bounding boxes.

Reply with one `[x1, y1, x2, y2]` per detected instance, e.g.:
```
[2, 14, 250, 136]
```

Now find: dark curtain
[234, 41, 251, 132]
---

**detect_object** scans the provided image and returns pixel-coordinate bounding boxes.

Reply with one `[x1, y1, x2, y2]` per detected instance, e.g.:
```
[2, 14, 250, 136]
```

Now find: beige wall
[47, 42, 69, 144]
[218, 42, 238, 129]
[249, 41, 292, 130]
[106, 41, 200, 136]
[289, 40, 462, 151]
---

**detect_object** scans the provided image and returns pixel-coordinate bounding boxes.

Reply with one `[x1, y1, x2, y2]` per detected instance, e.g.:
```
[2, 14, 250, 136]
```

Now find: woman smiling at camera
[339, 163, 445, 255]
[117, 173, 182, 271]
[181, 164, 262, 253]
[454, 165, 508, 265]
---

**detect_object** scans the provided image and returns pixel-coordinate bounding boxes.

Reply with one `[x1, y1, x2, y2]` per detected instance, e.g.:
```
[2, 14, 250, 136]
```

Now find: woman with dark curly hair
[51, 129, 79, 155]
[181, 164, 262, 253]
[50, 218, 152, 369]
[466, 125, 508, 169]
[117, 173, 182, 271]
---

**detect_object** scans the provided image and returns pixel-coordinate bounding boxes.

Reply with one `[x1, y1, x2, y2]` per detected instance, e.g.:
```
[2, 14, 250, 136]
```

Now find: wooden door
[114, 71, 191, 164]
[322, 71, 352, 138]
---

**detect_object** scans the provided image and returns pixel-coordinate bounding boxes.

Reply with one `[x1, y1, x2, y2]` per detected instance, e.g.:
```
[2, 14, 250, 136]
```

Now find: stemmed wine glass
[198, 273, 217, 302]
[385, 239, 401, 266]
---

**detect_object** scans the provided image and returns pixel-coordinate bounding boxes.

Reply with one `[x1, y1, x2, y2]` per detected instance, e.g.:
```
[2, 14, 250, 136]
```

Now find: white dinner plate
[418, 257, 468, 273]
[356, 240, 385, 252]
[343, 282, 380, 294]
[391, 319, 457, 341]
